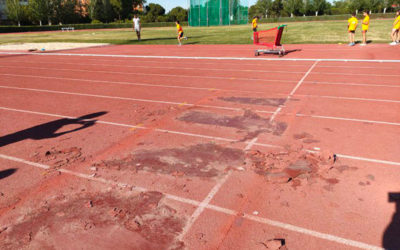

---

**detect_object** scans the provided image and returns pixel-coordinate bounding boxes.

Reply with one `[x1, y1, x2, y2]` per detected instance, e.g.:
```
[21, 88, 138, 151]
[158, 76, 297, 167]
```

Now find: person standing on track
[390, 10, 400, 45]
[176, 21, 187, 46]
[133, 15, 141, 41]
[348, 13, 358, 46]
[360, 10, 370, 46]
[252, 16, 259, 32]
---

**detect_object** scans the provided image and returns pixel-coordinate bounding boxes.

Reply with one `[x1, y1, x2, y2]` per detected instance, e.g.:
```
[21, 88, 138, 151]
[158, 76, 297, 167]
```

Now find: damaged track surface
[1, 45, 400, 250]
[101, 143, 245, 178]
[1, 189, 185, 250]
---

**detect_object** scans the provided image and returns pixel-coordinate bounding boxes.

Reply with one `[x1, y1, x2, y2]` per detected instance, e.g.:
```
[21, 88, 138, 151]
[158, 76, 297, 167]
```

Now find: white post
[228, 0, 231, 26]
[207, 0, 209, 26]
[220, 0, 222, 25]
[199, 1, 200, 26]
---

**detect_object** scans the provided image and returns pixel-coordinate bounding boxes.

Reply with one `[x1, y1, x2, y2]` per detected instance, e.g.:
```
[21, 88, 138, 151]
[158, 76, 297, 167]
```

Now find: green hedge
[0, 21, 188, 33]
[259, 13, 397, 23]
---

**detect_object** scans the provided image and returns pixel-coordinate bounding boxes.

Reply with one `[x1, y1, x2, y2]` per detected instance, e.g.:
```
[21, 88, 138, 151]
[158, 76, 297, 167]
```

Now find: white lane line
[0, 106, 236, 143]
[245, 137, 259, 151]
[0, 153, 383, 250]
[311, 72, 400, 77]
[304, 81, 400, 88]
[1, 51, 400, 63]
[177, 171, 232, 241]
[179, 137, 260, 241]
[3, 60, 397, 77]
[318, 65, 394, 69]
[0, 154, 50, 169]
[5, 58, 397, 70]
[1, 106, 400, 166]
[289, 61, 320, 97]
[296, 113, 400, 126]
[335, 153, 400, 166]
[241, 213, 383, 250]
[0, 85, 275, 114]
[0, 58, 312, 69]
[0, 73, 288, 96]
[0, 65, 297, 84]
[0, 73, 228, 92]
[0, 61, 307, 75]
[3, 73, 400, 104]
[303, 95, 400, 104]
[270, 61, 319, 122]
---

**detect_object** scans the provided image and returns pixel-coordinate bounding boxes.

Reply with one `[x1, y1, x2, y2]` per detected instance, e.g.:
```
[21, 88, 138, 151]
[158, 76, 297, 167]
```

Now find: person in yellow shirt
[252, 16, 259, 32]
[176, 21, 187, 46]
[390, 10, 400, 45]
[348, 13, 358, 46]
[361, 10, 370, 46]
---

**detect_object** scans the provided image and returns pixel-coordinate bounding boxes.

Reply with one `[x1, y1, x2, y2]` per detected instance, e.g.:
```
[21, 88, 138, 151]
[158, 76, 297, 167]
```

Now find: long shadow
[0, 111, 107, 148]
[124, 36, 202, 44]
[383, 192, 400, 249]
[0, 168, 17, 180]
[0, 54, 33, 60]
[284, 49, 302, 55]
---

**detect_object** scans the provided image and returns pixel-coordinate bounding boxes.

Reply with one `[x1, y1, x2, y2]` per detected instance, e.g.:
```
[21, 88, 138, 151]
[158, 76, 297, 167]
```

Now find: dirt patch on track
[218, 97, 287, 107]
[178, 110, 287, 140]
[247, 146, 357, 190]
[100, 143, 245, 178]
[1, 191, 184, 250]
[31, 146, 86, 168]
[293, 132, 320, 144]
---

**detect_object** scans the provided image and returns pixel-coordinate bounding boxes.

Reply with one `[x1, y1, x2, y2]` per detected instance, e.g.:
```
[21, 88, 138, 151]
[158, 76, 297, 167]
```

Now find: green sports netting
[189, 0, 249, 26]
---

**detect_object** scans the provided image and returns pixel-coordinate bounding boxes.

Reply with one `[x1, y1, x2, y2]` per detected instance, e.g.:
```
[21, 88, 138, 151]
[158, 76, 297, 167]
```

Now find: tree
[6, 0, 27, 26]
[28, 0, 52, 25]
[348, 0, 366, 13]
[283, 0, 303, 16]
[330, 0, 349, 15]
[365, 0, 383, 12]
[257, 0, 273, 17]
[167, 7, 187, 22]
[312, 0, 328, 15]
[145, 3, 165, 22]
[302, 0, 314, 15]
[89, 0, 113, 22]
[53, 0, 81, 24]
[110, 0, 123, 20]
[271, 0, 284, 17]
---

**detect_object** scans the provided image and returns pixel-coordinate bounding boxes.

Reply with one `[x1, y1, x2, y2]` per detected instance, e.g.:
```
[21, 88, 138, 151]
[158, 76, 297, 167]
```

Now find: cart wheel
[255, 51, 259, 56]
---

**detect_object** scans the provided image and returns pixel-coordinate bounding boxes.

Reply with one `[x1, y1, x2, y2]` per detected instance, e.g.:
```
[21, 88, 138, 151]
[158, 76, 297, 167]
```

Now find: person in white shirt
[133, 15, 141, 41]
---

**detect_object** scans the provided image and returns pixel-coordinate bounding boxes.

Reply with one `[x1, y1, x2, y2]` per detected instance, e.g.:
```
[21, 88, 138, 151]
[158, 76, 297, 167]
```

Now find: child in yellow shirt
[390, 10, 400, 45]
[176, 21, 187, 46]
[361, 10, 369, 46]
[252, 16, 259, 32]
[348, 13, 358, 46]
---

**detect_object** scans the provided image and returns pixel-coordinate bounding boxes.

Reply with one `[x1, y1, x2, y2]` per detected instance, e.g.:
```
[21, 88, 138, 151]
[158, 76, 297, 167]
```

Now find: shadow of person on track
[383, 192, 400, 250]
[284, 49, 302, 55]
[0, 168, 17, 180]
[0, 111, 107, 148]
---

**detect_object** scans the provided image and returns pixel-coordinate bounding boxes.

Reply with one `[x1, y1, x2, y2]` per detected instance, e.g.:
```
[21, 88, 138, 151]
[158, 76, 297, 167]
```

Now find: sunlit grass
[0, 19, 394, 45]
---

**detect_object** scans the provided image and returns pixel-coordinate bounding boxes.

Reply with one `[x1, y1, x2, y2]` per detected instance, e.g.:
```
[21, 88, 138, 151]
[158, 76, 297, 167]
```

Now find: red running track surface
[0, 44, 399, 250]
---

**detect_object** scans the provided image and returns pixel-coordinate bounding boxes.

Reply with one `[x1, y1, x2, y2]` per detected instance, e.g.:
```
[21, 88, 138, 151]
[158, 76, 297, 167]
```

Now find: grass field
[0, 19, 395, 45]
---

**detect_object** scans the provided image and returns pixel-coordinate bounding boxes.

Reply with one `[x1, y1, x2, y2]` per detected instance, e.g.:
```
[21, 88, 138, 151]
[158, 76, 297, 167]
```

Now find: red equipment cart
[253, 24, 287, 57]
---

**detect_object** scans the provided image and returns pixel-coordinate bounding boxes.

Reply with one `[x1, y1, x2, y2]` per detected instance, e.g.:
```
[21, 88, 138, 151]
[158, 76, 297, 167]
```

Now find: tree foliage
[6, 0, 28, 26]
[167, 7, 187, 22]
